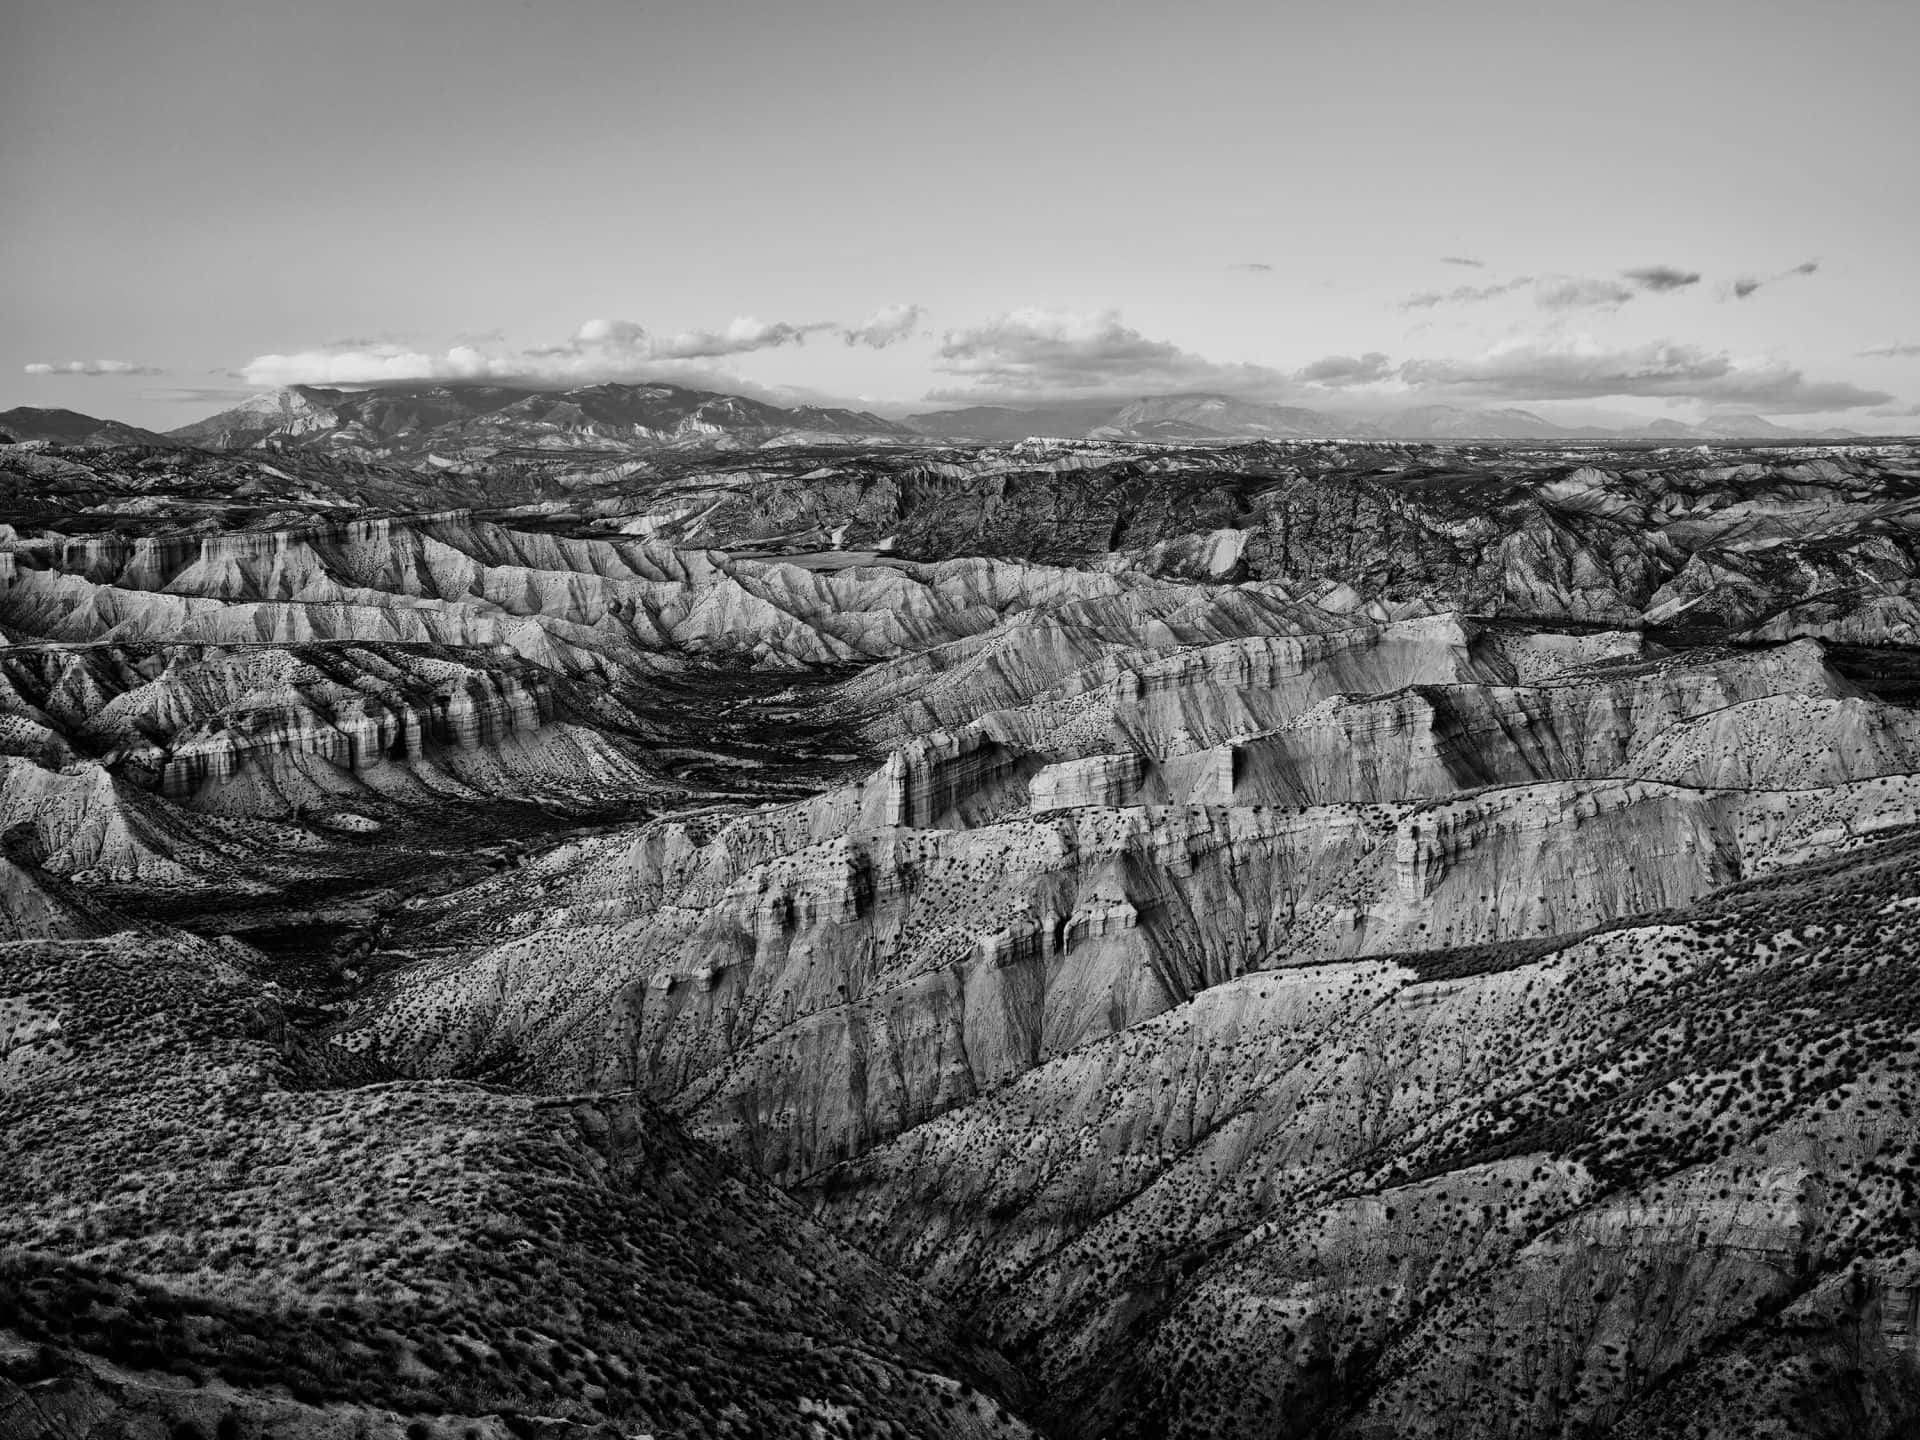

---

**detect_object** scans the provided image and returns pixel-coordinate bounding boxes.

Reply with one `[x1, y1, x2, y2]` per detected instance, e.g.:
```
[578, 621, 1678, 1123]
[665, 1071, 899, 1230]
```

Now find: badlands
[3, 402, 1920, 1438]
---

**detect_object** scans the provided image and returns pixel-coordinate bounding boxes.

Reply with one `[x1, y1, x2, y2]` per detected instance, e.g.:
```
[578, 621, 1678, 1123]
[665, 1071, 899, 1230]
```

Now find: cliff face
[0, 640, 659, 811]
[9, 437, 1920, 1439]
[1, 514, 1272, 677]
[798, 836, 1920, 1439]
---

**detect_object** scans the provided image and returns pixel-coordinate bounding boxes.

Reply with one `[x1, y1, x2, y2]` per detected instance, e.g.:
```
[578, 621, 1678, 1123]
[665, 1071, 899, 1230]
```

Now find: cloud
[1400, 278, 1533, 309]
[1406, 268, 1700, 313]
[23, 359, 164, 377]
[1534, 277, 1637, 310]
[670, 318, 836, 357]
[1622, 265, 1701, 292]
[1295, 351, 1394, 387]
[1228, 262, 1274, 272]
[1859, 343, 1920, 359]
[840, 303, 923, 348]
[928, 308, 1294, 403]
[1439, 256, 1486, 268]
[1399, 334, 1891, 413]
[144, 385, 262, 406]
[239, 315, 837, 389]
[1731, 259, 1820, 300]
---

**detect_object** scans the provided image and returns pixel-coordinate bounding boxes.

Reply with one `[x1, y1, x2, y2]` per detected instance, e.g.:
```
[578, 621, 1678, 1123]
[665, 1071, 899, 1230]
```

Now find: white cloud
[239, 315, 837, 389]
[1399, 334, 1891, 412]
[841, 303, 923, 348]
[23, 359, 163, 377]
[649, 317, 836, 359]
[929, 308, 1295, 402]
[1295, 352, 1394, 387]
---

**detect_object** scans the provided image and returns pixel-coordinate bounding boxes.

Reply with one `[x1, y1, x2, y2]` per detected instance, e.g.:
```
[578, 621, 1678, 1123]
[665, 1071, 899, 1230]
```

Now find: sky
[4, 0, 1919, 433]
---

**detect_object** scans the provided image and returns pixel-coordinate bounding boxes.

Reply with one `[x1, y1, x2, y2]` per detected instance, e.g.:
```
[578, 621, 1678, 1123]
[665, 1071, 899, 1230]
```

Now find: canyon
[4, 407, 1920, 1438]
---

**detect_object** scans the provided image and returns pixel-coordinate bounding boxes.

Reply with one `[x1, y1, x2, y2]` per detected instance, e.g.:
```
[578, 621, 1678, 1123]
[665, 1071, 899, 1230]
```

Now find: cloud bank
[1860, 343, 1920, 359]
[241, 315, 852, 389]
[1294, 352, 1394, 387]
[1439, 256, 1486, 268]
[23, 359, 164, 377]
[230, 303, 1897, 423]
[240, 308, 932, 388]
[925, 310, 1890, 416]
[1399, 335, 1889, 413]
[928, 308, 1295, 403]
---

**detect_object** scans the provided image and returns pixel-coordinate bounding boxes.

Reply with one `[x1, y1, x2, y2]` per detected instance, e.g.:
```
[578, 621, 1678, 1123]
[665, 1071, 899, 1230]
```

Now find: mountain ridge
[163, 380, 920, 458]
[0, 385, 1890, 461]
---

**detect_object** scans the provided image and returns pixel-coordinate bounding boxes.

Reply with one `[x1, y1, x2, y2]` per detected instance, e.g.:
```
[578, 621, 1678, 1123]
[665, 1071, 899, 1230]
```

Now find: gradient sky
[5, 0, 1918, 431]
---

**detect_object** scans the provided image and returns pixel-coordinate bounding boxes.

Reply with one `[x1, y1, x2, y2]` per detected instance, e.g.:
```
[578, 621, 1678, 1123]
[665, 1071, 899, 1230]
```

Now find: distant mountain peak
[0, 406, 172, 447]
[165, 380, 915, 459]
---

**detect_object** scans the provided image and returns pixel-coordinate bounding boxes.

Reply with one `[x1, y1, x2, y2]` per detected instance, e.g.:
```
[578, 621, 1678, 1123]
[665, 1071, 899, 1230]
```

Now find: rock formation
[6, 431, 1920, 1439]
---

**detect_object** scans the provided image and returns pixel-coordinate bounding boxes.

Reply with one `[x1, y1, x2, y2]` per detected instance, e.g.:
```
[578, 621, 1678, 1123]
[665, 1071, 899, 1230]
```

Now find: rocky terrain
[4, 407, 1920, 1438]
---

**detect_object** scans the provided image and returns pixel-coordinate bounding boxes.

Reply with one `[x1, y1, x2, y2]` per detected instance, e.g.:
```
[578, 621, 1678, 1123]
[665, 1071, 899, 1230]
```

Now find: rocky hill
[0, 406, 173, 448]
[4, 435, 1920, 1438]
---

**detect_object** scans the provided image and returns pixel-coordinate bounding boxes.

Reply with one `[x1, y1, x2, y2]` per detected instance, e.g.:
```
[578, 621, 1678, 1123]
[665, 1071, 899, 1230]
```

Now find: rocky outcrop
[0, 641, 669, 825]
[338, 766, 1920, 1191]
[800, 831, 1920, 1439]
[1, 514, 1285, 680]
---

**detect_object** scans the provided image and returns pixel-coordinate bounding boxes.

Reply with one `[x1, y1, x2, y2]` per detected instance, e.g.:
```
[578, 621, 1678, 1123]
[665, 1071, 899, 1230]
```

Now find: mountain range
[0, 405, 173, 448]
[0, 384, 1879, 459]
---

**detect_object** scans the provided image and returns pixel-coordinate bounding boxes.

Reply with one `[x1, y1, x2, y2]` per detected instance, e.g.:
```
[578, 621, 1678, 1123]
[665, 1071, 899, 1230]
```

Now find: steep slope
[799, 830, 1920, 1438]
[0, 515, 1252, 677]
[328, 623, 1920, 1194]
[0, 930, 1038, 1438]
[0, 640, 670, 813]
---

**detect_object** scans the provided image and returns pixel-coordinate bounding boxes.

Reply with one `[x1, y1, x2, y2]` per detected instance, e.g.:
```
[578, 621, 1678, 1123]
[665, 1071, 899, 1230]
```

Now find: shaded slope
[0, 930, 1038, 1438]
